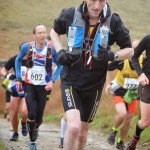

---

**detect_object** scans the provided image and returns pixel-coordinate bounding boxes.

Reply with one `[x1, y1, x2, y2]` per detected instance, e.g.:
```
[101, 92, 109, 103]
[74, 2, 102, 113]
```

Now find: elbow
[0, 68, 7, 77]
[50, 29, 55, 38]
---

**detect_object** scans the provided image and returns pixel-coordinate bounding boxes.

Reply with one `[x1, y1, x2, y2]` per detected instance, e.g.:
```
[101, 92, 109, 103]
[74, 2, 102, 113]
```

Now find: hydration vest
[67, 7, 113, 54]
[26, 41, 52, 72]
[24, 41, 52, 85]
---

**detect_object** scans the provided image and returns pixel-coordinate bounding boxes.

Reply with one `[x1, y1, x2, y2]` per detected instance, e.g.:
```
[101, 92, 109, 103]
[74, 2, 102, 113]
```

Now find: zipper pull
[87, 55, 92, 65]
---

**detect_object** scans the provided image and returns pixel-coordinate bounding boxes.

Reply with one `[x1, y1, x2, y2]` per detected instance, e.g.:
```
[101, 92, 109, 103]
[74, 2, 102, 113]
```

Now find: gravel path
[0, 119, 148, 150]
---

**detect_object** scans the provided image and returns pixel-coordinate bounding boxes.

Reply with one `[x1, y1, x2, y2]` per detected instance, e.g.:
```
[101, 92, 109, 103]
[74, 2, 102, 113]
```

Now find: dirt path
[0, 119, 148, 150]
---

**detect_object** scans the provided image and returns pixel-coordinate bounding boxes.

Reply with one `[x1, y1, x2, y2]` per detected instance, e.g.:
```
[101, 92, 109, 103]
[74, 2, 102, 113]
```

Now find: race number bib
[21, 66, 27, 81]
[28, 66, 46, 85]
[124, 78, 139, 89]
[110, 79, 121, 94]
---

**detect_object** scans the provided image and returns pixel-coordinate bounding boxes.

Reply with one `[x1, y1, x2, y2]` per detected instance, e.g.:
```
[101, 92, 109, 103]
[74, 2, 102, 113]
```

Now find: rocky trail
[0, 119, 148, 150]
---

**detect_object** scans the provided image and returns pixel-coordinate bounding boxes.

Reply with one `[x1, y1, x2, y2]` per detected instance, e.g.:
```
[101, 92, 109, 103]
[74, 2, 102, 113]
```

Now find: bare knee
[21, 109, 27, 117]
[67, 124, 80, 138]
[140, 119, 150, 128]
[11, 111, 19, 118]
[117, 112, 126, 120]
[78, 131, 88, 142]
[125, 113, 134, 123]
[78, 123, 89, 142]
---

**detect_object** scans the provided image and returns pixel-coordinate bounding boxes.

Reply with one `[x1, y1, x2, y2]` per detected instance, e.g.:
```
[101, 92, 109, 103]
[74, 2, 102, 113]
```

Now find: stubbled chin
[90, 14, 99, 18]
[40, 39, 45, 42]
[89, 11, 100, 18]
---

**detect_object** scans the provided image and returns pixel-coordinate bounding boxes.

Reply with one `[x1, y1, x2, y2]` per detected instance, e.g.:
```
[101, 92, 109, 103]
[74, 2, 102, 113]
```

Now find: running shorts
[5, 90, 11, 103]
[61, 81, 103, 123]
[112, 95, 137, 113]
[139, 84, 150, 104]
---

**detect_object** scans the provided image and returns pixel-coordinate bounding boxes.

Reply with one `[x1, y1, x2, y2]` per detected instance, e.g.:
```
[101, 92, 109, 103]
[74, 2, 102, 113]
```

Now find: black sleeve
[5, 55, 17, 72]
[109, 13, 132, 49]
[107, 61, 124, 71]
[53, 7, 75, 35]
[132, 35, 150, 75]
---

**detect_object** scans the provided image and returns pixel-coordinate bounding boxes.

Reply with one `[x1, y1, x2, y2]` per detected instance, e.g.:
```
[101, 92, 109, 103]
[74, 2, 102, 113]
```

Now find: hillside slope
[0, 0, 150, 55]
[0, 0, 150, 146]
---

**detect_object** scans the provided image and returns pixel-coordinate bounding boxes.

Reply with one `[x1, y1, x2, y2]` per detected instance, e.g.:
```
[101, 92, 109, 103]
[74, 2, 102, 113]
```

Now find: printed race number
[124, 78, 139, 89]
[27, 66, 46, 85]
[31, 73, 42, 81]
[21, 66, 27, 81]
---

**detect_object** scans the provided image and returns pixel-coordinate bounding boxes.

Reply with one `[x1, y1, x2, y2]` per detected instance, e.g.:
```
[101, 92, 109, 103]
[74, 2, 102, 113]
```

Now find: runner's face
[84, 0, 106, 19]
[35, 25, 47, 44]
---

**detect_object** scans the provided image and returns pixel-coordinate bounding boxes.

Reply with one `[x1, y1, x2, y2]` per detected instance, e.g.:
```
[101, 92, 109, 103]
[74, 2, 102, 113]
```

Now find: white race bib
[27, 66, 46, 85]
[21, 66, 27, 81]
[110, 79, 121, 94]
[124, 78, 139, 89]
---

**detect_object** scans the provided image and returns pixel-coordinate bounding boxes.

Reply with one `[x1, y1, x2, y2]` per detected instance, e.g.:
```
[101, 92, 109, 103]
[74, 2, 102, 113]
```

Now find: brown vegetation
[0, 79, 64, 115]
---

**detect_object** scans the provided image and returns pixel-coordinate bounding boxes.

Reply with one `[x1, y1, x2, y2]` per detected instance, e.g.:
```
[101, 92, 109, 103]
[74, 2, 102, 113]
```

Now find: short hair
[32, 24, 42, 34]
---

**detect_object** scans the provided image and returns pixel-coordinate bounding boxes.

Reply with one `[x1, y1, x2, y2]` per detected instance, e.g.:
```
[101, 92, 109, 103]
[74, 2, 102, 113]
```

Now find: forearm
[106, 71, 111, 86]
[105, 70, 115, 95]
[15, 56, 22, 80]
[106, 71, 115, 85]
[50, 29, 63, 52]
[107, 61, 123, 71]
[0, 67, 8, 77]
[132, 56, 143, 76]
[116, 48, 134, 61]
[51, 65, 62, 83]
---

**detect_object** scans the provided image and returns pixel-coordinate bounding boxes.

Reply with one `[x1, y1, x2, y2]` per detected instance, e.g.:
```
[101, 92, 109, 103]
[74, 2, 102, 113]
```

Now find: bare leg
[76, 121, 89, 150]
[64, 109, 81, 150]
[20, 98, 27, 122]
[10, 96, 21, 133]
[119, 112, 133, 139]
[114, 103, 127, 128]
[138, 102, 150, 129]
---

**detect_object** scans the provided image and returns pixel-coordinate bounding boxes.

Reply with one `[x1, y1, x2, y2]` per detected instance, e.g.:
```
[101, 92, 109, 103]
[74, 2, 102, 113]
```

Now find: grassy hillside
[0, 0, 150, 55]
[0, 0, 150, 145]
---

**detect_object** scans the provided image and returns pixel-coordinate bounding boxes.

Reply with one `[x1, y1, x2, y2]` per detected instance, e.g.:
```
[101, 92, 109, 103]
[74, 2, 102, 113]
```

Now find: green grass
[43, 114, 62, 125]
[0, 140, 8, 150]
[91, 95, 115, 132]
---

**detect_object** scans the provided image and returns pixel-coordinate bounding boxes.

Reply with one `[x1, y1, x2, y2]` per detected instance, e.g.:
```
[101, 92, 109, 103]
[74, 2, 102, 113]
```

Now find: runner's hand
[5, 73, 16, 80]
[57, 49, 73, 65]
[15, 80, 22, 92]
[45, 80, 53, 91]
[138, 73, 149, 86]
[97, 45, 115, 61]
